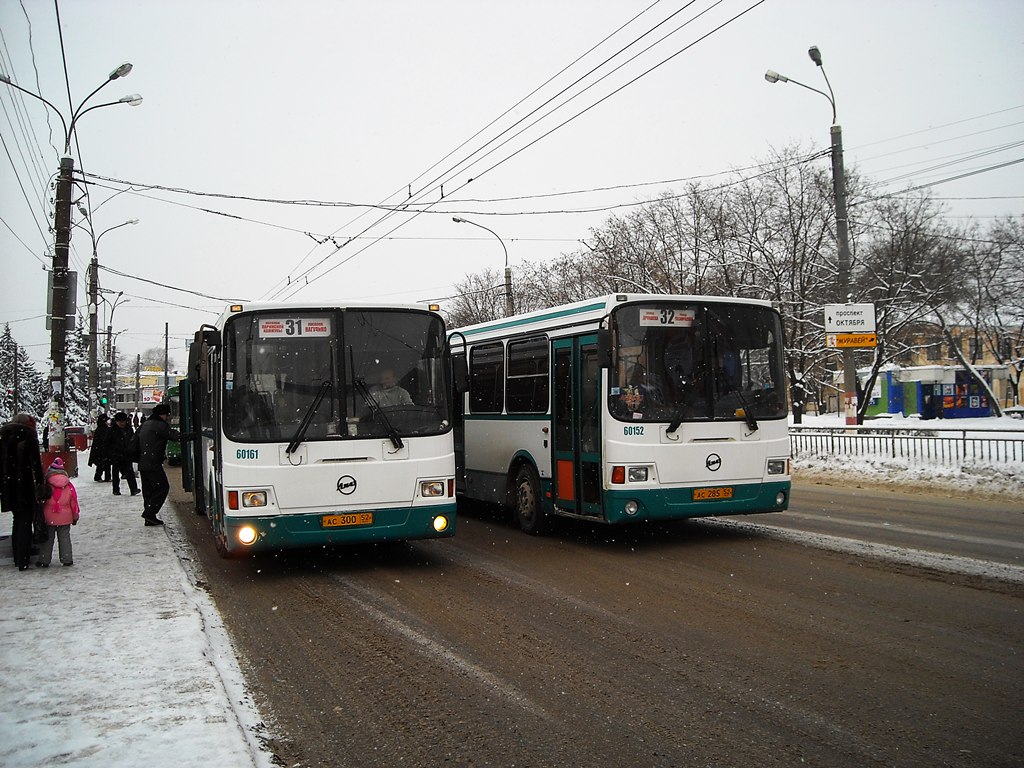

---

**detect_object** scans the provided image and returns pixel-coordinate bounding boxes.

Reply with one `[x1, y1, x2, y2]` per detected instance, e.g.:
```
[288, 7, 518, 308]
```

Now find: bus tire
[214, 532, 232, 558]
[513, 464, 547, 535]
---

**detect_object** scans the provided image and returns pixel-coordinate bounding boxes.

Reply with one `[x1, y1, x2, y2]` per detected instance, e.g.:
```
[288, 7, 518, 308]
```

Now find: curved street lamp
[85, 219, 139, 406]
[452, 216, 515, 317]
[0, 64, 141, 444]
[766, 45, 857, 425]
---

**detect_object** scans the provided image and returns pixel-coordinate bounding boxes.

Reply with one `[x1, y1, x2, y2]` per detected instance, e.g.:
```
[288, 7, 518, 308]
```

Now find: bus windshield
[222, 309, 450, 442]
[609, 302, 787, 424]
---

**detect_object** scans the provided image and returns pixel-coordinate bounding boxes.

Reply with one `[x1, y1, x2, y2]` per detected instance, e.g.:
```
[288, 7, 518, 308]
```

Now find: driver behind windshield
[372, 369, 413, 408]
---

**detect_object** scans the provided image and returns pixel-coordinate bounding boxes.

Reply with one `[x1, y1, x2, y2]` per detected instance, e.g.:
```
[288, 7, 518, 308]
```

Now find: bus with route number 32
[180, 302, 457, 557]
[449, 294, 791, 533]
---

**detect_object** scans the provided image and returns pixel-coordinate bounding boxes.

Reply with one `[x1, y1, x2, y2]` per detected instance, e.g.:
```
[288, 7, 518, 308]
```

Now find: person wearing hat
[88, 413, 111, 482]
[104, 412, 140, 497]
[135, 402, 183, 526]
[0, 413, 46, 571]
[37, 456, 80, 567]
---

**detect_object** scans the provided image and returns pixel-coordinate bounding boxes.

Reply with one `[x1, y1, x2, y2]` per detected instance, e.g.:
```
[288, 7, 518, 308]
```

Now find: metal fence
[790, 424, 1024, 466]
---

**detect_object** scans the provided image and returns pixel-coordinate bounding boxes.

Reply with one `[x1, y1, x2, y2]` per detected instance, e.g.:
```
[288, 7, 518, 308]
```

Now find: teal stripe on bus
[460, 301, 607, 337]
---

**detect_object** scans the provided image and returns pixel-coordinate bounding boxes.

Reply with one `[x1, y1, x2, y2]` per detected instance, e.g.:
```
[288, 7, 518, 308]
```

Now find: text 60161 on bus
[450, 294, 790, 534]
[180, 302, 457, 557]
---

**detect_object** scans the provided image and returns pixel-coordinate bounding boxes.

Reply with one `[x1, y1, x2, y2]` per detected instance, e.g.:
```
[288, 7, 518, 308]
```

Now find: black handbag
[33, 503, 49, 543]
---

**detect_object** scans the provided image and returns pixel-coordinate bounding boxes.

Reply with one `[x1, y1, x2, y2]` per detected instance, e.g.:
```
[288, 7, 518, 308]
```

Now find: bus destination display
[259, 317, 332, 338]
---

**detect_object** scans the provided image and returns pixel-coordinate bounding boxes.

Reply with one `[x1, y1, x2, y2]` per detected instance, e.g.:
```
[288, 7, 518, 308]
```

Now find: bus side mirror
[200, 329, 221, 349]
[596, 329, 612, 369]
[451, 355, 469, 393]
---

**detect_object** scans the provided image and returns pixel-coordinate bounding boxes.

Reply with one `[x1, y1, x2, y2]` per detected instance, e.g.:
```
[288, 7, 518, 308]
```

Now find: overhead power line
[276, 0, 768, 300]
[99, 264, 246, 303]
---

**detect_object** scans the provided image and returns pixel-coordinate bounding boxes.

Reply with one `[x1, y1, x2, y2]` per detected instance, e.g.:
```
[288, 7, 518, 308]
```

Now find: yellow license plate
[693, 487, 733, 501]
[322, 512, 374, 528]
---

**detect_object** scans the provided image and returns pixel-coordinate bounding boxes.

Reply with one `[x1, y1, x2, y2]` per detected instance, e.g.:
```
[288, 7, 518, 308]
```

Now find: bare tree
[855, 193, 963, 418]
[727, 146, 838, 421]
[442, 144, 1014, 418]
[140, 347, 174, 370]
[931, 215, 1024, 411]
[444, 268, 508, 328]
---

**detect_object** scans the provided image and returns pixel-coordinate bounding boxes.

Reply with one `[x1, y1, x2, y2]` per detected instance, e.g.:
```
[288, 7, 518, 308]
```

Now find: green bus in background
[166, 385, 182, 465]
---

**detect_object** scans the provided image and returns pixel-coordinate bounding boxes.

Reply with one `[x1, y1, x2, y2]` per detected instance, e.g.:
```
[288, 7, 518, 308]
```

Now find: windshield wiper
[286, 380, 332, 454]
[667, 409, 685, 435]
[728, 382, 759, 433]
[352, 377, 404, 450]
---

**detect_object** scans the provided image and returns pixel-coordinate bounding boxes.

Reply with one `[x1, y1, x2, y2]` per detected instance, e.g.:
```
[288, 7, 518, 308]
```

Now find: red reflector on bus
[448, 478, 454, 498]
[611, 466, 625, 484]
[228, 491, 239, 510]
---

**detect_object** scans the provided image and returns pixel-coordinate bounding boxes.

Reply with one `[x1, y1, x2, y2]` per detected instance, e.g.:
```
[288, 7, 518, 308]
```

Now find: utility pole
[48, 156, 75, 449]
[88, 250, 99, 413]
[135, 354, 141, 418]
[765, 46, 861, 425]
[1, 63, 142, 443]
[829, 123, 858, 425]
[164, 322, 169, 395]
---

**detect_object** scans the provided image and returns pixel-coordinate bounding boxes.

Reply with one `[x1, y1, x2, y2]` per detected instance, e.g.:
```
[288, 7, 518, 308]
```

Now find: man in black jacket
[136, 402, 182, 526]
[88, 413, 111, 482]
[105, 412, 139, 497]
[0, 413, 46, 570]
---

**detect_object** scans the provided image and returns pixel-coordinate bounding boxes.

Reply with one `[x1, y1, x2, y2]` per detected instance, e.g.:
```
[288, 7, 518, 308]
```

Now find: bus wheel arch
[511, 461, 547, 535]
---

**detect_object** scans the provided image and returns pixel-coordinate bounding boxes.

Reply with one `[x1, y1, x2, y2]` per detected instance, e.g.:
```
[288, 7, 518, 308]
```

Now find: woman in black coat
[0, 413, 46, 570]
[88, 413, 111, 482]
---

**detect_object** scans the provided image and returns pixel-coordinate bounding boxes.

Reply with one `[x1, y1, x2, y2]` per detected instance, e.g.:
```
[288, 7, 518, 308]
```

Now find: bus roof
[450, 293, 776, 345]
[211, 301, 444, 328]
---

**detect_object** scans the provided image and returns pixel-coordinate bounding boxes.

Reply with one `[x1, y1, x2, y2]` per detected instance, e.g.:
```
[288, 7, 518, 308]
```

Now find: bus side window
[469, 342, 504, 414]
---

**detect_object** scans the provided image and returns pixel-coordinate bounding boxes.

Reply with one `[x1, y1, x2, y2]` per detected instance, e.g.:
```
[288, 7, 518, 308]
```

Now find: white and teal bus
[182, 302, 456, 557]
[450, 294, 790, 533]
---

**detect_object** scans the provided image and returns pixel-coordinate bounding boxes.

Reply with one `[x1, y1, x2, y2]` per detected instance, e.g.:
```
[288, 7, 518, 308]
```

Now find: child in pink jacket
[37, 457, 80, 567]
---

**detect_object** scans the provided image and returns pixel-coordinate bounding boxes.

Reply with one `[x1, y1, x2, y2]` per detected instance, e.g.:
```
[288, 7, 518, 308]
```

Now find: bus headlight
[242, 491, 268, 507]
[432, 515, 449, 532]
[627, 466, 649, 482]
[237, 526, 259, 545]
[624, 500, 639, 516]
[766, 459, 789, 476]
[420, 480, 445, 497]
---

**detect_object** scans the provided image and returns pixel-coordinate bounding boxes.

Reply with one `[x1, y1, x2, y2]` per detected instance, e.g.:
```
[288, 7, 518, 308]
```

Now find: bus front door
[552, 336, 603, 518]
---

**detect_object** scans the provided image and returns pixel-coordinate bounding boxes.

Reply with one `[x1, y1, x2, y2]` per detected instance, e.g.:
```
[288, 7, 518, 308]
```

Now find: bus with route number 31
[180, 302, 457, 557]
[449, 294, 791, 533]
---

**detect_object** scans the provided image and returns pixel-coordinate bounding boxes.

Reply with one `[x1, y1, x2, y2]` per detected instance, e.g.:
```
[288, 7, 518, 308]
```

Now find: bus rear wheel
[513, 464, 547, 535]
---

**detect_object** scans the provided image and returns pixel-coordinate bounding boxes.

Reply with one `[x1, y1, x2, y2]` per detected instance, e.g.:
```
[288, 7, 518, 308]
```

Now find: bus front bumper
[221, 502, 457, 554]
[603, 480, 790, 524]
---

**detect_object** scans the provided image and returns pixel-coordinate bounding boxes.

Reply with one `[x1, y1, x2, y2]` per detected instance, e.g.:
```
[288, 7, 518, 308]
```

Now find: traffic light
[100, 394, 109, 407]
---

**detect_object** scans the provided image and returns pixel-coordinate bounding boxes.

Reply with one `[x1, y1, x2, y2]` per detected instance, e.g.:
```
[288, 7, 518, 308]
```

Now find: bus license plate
[693, 487, 733, 501]
[322, 512, 373, 528]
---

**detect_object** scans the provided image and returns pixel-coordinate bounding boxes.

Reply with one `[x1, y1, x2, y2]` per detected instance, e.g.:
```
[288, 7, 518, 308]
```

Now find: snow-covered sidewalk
[0, 464, 271, 768]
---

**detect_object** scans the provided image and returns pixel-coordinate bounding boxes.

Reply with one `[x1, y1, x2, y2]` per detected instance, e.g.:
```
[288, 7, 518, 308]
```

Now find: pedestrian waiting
[88, 413, 111, 482]
[0, 412, 46, 571]
[37, 456, 80, 567]
[105, 412, 139, 497]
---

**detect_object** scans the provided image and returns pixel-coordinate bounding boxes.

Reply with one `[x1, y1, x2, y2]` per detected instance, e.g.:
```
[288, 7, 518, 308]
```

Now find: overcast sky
[2, 0, 1022, 372]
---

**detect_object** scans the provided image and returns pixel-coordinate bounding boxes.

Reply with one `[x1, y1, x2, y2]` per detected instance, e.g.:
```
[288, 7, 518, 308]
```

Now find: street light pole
[765, 46, 858, 425]
[103, 293, 129, 406]
[0, 65, 141, 446]
[452, 216, 514, 317]
[87, 219, 138, 412]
